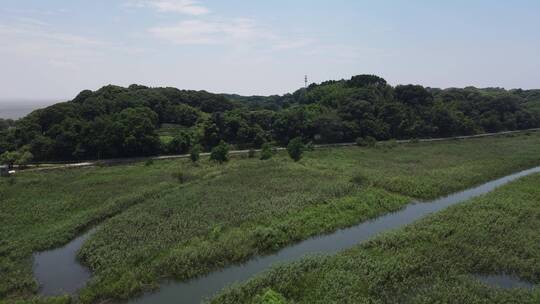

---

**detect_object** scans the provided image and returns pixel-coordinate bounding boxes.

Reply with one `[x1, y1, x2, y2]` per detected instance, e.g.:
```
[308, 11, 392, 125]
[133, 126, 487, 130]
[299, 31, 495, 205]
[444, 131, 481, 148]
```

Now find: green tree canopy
[210, 140, 230, 163]
[287, 137, 305, 162]
[1, 74, 538, 162]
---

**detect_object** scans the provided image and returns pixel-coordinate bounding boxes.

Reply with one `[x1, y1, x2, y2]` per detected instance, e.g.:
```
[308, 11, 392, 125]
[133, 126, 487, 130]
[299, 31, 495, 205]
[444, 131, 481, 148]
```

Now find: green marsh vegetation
[1, 133, 540, 302]
[211, 172, 540, 304]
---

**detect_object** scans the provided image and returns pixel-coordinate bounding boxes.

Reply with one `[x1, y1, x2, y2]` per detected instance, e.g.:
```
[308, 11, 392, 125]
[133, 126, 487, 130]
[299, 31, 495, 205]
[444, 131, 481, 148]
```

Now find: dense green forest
[1, 75, 539, 162]
[0, 118, 15, 131]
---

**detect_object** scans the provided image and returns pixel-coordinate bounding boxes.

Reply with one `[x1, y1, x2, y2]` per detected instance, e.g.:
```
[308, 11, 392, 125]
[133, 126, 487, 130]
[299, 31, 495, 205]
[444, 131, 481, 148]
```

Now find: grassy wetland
[211, 170, 540, 304]
[1, 132, 540, 303]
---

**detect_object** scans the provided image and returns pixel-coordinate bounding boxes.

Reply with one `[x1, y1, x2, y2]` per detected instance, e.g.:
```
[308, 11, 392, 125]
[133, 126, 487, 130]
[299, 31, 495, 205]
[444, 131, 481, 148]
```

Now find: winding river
[33, 228, 96, 296]
[33, 166, 540, 302]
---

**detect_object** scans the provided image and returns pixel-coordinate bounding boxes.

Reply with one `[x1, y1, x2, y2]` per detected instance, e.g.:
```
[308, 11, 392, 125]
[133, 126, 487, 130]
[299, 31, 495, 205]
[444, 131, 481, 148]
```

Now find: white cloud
[0, 19, 104, 48]
[148, 18, 313, 52]
[128, 0, 208, 15]
[149, 19, 262, 44]
[131, 1, 311, 50]
[0, 20, 143, 71]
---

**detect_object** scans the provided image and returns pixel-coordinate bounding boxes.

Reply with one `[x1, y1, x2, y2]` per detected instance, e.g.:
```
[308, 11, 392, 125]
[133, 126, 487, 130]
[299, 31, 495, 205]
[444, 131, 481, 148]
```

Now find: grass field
[211, 172, 540, 304]
[157, 123, 193, 145]
[1, 133, 540, 303]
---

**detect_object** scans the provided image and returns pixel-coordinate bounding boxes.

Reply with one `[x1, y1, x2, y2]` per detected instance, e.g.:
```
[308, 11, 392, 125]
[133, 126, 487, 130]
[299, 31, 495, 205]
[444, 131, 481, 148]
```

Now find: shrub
[190, 145, 202, 163]
[145, 159, 154, 166]
[356, 136, 376, 147]
[260, 143, 273, 160]
[1, 150, 33, 169]
[287, 137, 305, 162]
[306, 141, 315, 151]
[14, 151, 33, 168]
[0, 151, 20, 169]
[210, 141, 229, 163]
[376, 139, 398, 151]
[248, 148, 256, 158]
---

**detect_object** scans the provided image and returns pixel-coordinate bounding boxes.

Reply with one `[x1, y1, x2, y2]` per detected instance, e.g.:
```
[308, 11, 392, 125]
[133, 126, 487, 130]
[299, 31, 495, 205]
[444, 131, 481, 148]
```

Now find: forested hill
[1, 75, 539, 162]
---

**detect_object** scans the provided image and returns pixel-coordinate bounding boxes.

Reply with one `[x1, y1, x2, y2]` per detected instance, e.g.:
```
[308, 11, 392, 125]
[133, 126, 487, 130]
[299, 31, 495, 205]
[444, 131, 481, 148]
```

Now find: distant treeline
[0, 118, 15, 131]
[1, 75, 539, 162]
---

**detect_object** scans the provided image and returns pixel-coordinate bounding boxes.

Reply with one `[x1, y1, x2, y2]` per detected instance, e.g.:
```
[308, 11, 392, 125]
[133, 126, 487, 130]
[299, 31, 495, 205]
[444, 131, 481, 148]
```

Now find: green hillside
[1, 75, 539, 164]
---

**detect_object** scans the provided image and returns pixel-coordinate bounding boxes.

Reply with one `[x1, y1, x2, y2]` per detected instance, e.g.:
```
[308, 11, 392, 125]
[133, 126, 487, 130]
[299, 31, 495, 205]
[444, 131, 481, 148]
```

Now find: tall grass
[211, 173, 540, 303]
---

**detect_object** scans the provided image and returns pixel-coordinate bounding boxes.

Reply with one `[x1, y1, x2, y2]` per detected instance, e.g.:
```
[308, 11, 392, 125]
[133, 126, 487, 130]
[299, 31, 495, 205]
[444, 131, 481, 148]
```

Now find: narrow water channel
[33, 228, 96, 296]
[33, 166, 540, 302]
[476, 274, 535, 290]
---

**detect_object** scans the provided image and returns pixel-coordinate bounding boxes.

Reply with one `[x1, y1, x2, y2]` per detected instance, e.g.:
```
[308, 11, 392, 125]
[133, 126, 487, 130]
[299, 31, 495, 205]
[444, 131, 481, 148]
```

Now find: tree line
[1, 75, 539, 163]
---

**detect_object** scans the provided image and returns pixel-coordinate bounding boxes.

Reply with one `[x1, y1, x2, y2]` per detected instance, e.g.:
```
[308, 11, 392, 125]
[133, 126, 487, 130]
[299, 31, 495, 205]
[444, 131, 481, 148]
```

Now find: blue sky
[1, 0, 539, 101]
